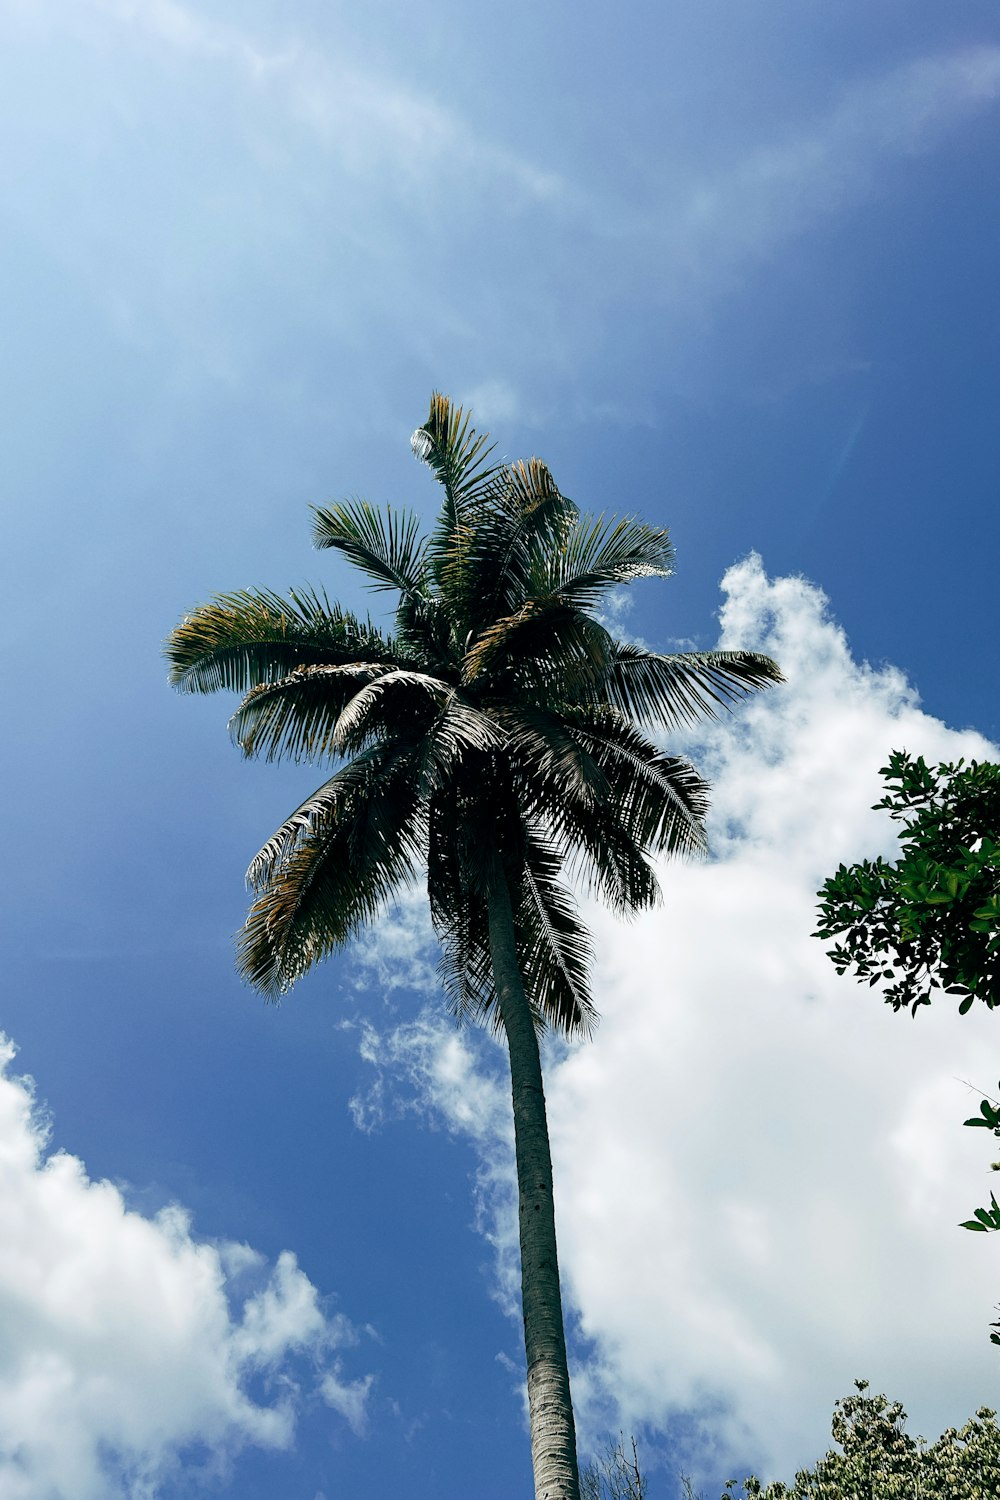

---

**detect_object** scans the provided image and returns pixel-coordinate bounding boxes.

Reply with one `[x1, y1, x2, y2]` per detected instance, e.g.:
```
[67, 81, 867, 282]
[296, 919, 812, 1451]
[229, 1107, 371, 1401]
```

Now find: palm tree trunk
[487, 864, 581, 1500]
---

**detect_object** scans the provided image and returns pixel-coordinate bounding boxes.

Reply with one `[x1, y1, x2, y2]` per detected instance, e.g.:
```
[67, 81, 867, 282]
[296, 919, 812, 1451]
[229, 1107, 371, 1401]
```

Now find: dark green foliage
[724, 1381, 1000, 1499]
[814, 751, 1000, 1017]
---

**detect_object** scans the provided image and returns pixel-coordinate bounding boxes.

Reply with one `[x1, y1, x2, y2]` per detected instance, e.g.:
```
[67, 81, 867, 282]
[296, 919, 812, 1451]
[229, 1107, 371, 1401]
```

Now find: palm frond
[411, 392, 499, 511]
[462, 600, 613, 693]
[333, 669, 455, 755]
[414, 394, 501, 611]
[533, 513, 675, 609]
[426, 786, 497, 1027]
[567, 714, 709, 857]
[503, 708, 607, 812]
[598, 644, 784, 728]
[239, 749, 422, 994]
[414, 700, 503, 798]
[167, 587, 403, 694]
[229, 663, 391, 763]
[312, 501, 428, 599]
[245, 743, 413, 889]
[552, 798, 661, 915]
[455, 459, 577, 625]
[515, 840, 596, 1037]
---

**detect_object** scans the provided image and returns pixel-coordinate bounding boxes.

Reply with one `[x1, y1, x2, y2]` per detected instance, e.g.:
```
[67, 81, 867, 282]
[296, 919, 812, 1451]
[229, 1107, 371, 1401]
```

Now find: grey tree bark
[487, 864, 581, 1500]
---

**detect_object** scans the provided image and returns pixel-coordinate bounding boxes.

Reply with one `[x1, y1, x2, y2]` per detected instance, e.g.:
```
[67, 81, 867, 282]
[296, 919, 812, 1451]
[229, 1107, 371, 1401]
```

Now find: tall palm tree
[166, 395, 782, 1500]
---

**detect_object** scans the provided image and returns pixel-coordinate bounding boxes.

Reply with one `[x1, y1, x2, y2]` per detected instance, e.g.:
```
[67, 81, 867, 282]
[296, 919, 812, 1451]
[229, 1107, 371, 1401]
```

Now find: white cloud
[352, 558, 1000, 1482]
[0, 1038, 371, 1500]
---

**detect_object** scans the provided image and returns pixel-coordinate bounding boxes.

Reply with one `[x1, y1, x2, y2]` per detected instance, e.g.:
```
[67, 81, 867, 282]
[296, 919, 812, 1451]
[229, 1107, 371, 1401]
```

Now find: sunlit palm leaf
[463, 600, 613, 691]
[167, 587, 401, 694]
[333, 670, 457, 754]
[455, 459, 577, 627]
[245, 743, 415, 889]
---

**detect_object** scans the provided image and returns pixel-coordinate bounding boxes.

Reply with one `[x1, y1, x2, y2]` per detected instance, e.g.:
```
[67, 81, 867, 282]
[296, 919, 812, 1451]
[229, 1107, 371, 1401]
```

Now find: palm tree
[166, 394, 782, 1500]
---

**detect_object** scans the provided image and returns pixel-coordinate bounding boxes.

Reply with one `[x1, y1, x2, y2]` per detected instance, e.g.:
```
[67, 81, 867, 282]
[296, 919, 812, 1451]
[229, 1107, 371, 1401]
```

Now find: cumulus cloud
[0, 1038, 371, 1500]
[353, 558, 1000, 1481]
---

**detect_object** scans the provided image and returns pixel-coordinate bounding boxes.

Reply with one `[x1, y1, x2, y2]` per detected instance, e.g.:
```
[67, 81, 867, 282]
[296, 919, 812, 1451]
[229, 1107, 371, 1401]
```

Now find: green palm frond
[245, 743, 413, 889]
[414, 395, 502, 609]
[333, 669, 456, 754]
[312, 501, 428, 598]
[599, 643, 784, 728]
[533, 513, 675, 609]
[426, 786, 497, 1026]
[167, 587, 402, 694]
[504, 708, 607, 811]
[516, 839, 596, 1037]
[411, 392, 499, 512]
[455, 459, 577, 625]
[553, 796, 661, 914]
[413, 701, 503, 798]
[462, 600, 613, 692]
[567, 713, 709, 857]
[240, 748, 422, 994]
[230, 663, 391, 762]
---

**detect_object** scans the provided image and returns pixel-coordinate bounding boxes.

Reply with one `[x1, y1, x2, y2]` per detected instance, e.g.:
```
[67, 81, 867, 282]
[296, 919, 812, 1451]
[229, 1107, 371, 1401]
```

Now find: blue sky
[2, 3, 1000, 1496]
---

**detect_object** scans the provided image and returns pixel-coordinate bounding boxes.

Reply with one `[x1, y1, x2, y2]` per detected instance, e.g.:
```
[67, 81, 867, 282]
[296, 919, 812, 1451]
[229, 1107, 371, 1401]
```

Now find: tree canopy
[815, 751, 1000, 1017]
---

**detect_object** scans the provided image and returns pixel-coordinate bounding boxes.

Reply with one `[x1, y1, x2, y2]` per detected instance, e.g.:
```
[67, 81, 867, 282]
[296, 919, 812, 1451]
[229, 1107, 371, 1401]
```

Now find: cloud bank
[354, 558, 1000, 1482]
[0, 1038, 371, 1500]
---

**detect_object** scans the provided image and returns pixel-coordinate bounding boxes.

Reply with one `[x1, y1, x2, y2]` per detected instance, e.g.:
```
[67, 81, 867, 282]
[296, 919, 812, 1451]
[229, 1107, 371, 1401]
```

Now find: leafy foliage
[814, 751, 1000, 1017]
[168, 393, 782, 1033]
[724, 1381, 1000, 1499]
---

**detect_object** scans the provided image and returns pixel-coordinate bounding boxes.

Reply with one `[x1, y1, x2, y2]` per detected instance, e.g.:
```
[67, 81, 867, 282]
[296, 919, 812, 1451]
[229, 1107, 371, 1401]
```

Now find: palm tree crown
[166, 394, 782, 1500]
[168, 393, 780, 1032]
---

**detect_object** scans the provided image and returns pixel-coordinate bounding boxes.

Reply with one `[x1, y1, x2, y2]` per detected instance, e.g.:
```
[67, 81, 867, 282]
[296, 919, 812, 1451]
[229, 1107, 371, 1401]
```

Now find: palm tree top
[167, 393, 782, 1033]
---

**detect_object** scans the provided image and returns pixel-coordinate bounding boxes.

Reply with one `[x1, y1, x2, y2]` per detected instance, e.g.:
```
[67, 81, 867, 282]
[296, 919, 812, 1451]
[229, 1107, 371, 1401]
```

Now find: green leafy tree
[724, 1380, 1000, 1498]
[167, 394, 781, 1500]
[815, 751, 1000, 1269]
[814, 751, 1000, 1017]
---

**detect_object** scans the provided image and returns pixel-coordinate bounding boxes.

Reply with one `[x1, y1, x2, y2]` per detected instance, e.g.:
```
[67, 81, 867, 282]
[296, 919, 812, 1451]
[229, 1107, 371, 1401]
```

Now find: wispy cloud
[629, 44, 1000, 304]
[86, 0, 567, 203]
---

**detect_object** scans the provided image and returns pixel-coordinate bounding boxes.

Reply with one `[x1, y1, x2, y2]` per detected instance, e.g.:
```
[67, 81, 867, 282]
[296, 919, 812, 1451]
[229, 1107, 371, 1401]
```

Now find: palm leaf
[598, 643, 784, 727]
[333, 670, 457, 755]
[463, 600, 613, 692]
[566, 713, 709, 856]
[240, 747, 422, 994]
[312, 501, 429, 599]
[455, 459, 577, 626]
[533, 513, 675, 609]
[515, 838, 596, 1037]
[167, 587, 402, 694]
[230, 663, 391, 762]
[245, 743, 414, 889]
[552, 796, 661, 915]
[411, 392, 499, 513]
[503, 707, 607, 812]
